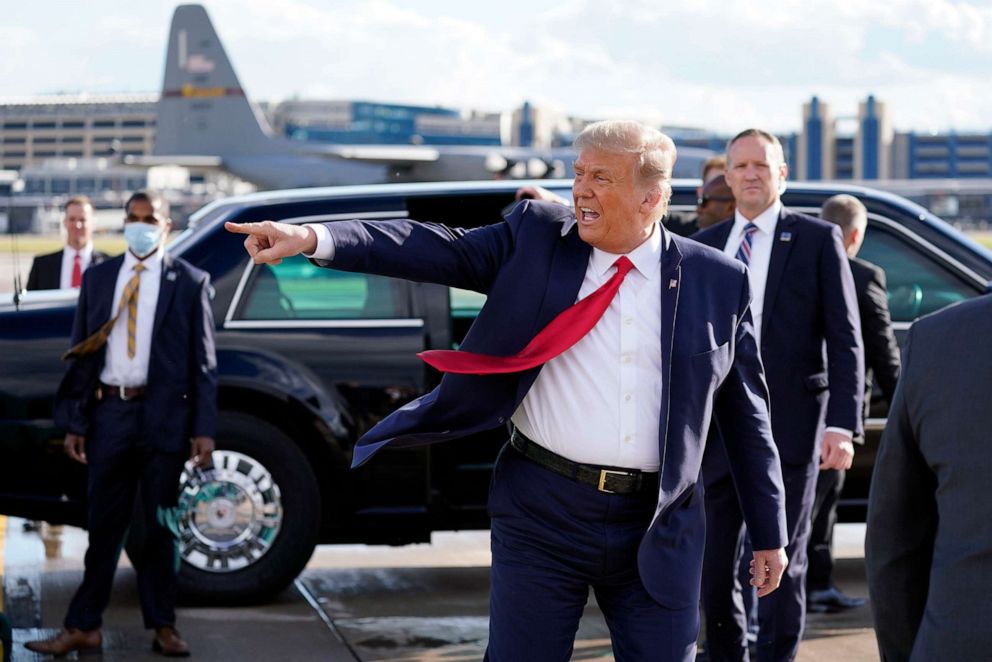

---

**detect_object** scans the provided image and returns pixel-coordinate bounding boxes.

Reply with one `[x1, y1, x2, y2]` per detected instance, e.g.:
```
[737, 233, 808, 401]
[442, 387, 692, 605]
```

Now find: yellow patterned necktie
[63, 263, 146, 360]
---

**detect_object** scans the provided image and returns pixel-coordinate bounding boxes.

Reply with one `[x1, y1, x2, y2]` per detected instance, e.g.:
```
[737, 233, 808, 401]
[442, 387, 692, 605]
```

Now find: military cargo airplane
[142, 4, 710, 189]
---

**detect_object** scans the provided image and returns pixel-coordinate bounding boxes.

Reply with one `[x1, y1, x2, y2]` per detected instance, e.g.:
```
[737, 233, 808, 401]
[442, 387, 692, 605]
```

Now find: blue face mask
[124, 223, 163, 258]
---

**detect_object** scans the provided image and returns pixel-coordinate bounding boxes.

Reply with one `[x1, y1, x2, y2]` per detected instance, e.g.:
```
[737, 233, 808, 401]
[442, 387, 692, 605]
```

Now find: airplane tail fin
[154, 4, 288, 156]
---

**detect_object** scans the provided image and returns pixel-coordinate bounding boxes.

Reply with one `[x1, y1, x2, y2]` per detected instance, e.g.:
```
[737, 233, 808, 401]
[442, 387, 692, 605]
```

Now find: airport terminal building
[1, 92, 991, 226]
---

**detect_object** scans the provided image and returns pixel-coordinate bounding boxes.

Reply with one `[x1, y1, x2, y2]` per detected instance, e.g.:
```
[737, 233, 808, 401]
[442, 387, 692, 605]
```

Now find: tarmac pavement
[2, 519, 879, 661]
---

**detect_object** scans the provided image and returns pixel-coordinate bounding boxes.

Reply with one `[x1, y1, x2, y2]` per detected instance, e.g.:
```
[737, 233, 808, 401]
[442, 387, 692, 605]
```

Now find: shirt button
[624, 393, 632, 402]
[625, 317, 633, 325]
[623, 355, 632, 364]
[625, 435, 633, 443]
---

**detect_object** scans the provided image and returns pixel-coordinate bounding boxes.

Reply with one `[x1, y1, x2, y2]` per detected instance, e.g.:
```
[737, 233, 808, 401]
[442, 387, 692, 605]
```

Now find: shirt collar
[66, 243, 94, 259]
[734, 200, 781, 236]
[122, 247, 165, 275]
[590, 222, 664, 280]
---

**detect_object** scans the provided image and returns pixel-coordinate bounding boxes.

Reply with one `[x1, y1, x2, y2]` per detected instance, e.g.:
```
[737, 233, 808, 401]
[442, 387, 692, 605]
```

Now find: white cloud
[1, 0, 991, 134]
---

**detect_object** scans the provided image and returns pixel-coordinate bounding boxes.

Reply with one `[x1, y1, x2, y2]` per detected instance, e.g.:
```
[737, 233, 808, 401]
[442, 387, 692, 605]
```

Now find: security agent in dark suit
[26, 190, 217, 658]
[867, 294, 992, 661]
[26, 195, 109, 290]
[807, 194, 901, 613]
[693, 130, 864, 662]
[227, 120, 789, 662]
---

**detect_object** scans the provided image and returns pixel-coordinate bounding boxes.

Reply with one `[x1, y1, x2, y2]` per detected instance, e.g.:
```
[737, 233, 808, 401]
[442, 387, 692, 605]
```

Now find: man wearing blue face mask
[27, 190, 217, 658]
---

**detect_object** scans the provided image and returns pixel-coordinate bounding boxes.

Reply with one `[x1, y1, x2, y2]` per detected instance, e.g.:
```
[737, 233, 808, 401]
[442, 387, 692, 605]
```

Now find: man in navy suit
[228, 120, 788, 662]
[693, 130, 864, 662]
[26, 195, 109, 290]
[807, 194, 900, 614]
[26, 190, 217, 658]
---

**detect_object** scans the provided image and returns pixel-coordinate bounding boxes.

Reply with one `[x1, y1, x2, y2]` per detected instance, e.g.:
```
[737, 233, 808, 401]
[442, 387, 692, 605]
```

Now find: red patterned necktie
[70, 252, 82, 288]
[418, 256, 635, 375]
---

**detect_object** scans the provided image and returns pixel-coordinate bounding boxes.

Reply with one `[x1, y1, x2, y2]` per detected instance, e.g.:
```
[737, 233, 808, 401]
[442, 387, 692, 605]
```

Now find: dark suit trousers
[703, 460, 817, 662]
[64, 397, 187, 631]
[484, 445, 698, 662]
[806, 469, 844, 591]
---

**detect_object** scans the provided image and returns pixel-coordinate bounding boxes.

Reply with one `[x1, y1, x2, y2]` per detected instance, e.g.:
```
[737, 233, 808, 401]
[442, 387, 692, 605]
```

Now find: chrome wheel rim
[176, 450, 283, 572]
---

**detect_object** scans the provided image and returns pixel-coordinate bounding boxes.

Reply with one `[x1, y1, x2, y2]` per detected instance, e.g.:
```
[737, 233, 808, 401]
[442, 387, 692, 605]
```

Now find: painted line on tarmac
[293, 577, 361, 661]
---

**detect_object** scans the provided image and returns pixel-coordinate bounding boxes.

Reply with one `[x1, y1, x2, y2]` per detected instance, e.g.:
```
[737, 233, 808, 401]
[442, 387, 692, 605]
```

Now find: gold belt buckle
[598, 469, 629, 494]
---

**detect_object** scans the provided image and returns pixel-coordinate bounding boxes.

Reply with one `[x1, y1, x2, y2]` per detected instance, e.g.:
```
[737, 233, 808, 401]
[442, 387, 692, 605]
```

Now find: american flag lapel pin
[780, 231, 793, 242]
[166, 270, 178, 281]
[669, 279, 678, 289]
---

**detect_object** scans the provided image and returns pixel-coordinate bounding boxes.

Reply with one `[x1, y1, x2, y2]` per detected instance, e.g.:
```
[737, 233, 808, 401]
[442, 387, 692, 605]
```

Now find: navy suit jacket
[693, 208, 864, 466]
[27, 248, 109, 291]
[314, 200, 787, 608]
[54, 252, 218, 452]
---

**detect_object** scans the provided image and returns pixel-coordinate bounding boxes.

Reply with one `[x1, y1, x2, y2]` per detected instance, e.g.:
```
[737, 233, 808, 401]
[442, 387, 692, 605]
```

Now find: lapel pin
[669, 279, 678, 289]
[779, 231, 792, 242]
[166, 271, 177, 281]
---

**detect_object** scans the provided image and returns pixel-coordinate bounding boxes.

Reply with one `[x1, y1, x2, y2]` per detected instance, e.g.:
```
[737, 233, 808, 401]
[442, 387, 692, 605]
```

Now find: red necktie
[70, 252, 82, 288]
[419, 256, 635, 375]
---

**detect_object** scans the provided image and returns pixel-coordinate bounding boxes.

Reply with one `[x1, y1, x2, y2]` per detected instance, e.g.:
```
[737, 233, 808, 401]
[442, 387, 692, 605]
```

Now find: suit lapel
[704, 220, 734, 251]
[514, 226, 590, 404]
[762, 209, 797, 339]
[152, 253, 179, 339]
[657, 233, 683, 481]
[90, 256, 124, 333]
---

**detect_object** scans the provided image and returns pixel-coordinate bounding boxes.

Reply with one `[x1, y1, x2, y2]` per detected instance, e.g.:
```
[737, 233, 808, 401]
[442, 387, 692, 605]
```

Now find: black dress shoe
[807, 586, 866, 612]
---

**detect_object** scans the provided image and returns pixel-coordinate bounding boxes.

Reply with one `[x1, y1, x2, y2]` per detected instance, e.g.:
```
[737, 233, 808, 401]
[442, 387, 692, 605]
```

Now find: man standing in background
[694, 129, 863, 662]
[808, 194, 900, 613]
[27, 196, 108, 290]
[25, 190, 216, 658]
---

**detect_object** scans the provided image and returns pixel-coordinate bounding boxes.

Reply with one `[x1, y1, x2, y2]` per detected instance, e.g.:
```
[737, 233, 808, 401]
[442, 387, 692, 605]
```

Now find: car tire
[125, 412, 321, 604]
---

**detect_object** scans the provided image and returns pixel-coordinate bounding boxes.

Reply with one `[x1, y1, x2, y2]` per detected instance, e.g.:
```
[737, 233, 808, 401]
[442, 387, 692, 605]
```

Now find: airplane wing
[124, 154, 225, 169]
[295, 144, 441, 164]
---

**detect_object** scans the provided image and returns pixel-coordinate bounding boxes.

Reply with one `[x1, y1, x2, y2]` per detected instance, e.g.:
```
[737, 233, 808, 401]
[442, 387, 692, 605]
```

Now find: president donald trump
[227, 120, 787, 661]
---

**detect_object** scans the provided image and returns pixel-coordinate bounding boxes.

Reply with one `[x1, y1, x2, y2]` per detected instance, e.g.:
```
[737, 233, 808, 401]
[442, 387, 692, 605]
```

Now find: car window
[450, 287, 486, 319]
[236, 255, 403, 320]
[859, 224, 979, 322]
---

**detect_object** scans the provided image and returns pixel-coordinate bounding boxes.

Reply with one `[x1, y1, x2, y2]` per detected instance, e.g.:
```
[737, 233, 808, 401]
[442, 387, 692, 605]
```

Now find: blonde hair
[574, 120, 676, 210]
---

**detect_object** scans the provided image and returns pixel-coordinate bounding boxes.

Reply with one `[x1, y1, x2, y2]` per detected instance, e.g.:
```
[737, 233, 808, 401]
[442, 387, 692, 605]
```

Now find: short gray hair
[820, 194, 867, 237]
[574, 120, 676, 208]
[727, 128, 786, 168]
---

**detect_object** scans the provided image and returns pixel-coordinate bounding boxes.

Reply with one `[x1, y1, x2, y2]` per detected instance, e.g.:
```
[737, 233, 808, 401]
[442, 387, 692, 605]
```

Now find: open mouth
[578, 207, 600, 222]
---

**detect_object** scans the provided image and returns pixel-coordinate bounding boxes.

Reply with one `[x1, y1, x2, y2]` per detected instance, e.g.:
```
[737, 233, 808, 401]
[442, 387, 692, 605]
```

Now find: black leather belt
[97, 382, 146, 401]
[509, 428, 658, 495]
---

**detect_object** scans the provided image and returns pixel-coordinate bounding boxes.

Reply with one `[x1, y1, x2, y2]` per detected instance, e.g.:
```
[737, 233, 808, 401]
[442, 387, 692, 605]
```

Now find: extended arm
[225, 202, 533, 294]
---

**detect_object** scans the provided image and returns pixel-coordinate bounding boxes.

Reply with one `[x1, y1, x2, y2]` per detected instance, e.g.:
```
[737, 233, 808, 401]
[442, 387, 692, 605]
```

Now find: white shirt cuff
[824, 426, 853, 440]
[303, 223, 334, 260]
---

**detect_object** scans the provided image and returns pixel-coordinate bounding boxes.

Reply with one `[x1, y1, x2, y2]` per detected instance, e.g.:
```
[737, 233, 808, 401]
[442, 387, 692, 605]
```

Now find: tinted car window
[859, 225, 979, 322]
[237, 255, 402, 320]
[450, 287, 486, 319]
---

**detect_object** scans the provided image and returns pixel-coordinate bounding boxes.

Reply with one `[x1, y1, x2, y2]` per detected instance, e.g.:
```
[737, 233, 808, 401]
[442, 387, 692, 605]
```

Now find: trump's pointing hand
[225, 220, 318, 265]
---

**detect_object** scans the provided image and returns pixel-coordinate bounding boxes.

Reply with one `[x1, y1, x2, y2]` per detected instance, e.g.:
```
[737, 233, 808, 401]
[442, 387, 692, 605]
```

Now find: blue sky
[2, 0, 991, 134]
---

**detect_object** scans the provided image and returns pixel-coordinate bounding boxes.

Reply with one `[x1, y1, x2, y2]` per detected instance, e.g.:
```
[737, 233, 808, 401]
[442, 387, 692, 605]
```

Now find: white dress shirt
[721, 201, 780, 347]
[100, 249, 164, 388]
[59, 243, 95, 289]
[307, 220, 668, 470]
[512, 223, 665, 471]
